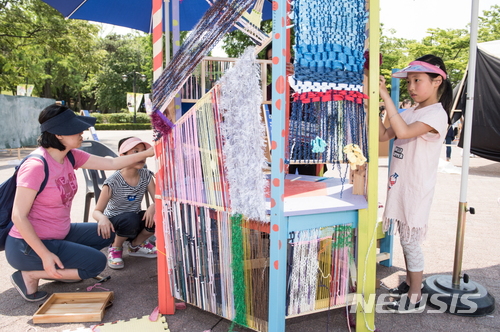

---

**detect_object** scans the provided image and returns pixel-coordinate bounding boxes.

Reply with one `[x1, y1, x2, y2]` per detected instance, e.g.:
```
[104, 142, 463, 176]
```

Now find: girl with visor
[379, 55, 452, 313]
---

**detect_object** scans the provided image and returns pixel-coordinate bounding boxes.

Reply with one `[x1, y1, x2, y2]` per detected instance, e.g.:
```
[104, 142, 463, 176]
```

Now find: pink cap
[118, 137, 152, 154]
[392, 60, 447, 80]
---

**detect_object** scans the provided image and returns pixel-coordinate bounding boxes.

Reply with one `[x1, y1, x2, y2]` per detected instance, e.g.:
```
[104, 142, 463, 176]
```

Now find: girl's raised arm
[379, 76, 433, 141]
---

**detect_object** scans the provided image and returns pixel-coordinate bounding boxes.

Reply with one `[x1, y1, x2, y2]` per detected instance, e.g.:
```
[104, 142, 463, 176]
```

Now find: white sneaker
[127, 241, 157, 258]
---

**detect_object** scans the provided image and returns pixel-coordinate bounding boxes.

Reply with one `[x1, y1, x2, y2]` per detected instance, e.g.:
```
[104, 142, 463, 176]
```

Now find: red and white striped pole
[152, 0, 176, 316]
[152, 0, 163, 82]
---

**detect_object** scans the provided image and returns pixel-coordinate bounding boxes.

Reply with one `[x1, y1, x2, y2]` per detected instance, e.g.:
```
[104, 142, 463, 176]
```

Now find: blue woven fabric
[293, 0, 367, 85]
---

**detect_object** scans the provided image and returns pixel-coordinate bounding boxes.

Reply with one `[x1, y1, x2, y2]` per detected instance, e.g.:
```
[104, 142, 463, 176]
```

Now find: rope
[86, 283, 110, 292]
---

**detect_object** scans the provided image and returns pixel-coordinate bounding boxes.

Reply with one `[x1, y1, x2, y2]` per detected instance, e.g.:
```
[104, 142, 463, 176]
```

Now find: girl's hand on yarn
[97, 217, 115, 239]
[379, 75, 390, 99]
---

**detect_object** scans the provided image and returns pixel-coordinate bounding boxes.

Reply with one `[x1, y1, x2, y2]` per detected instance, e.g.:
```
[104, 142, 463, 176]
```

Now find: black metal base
[423, 275, 495, 316]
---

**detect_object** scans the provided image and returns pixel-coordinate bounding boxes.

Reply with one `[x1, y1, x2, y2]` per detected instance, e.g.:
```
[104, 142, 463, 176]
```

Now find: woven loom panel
[293, 0, 367, 85]
[165, 204, 228, 314]
[163, 204, 270, 331]
[289, 100, 367, 164]
[163, 202, 353, 328]
[174, 114, 206, 204]
[195, 97, 229, 209]
[163, 48, 267, 218]
[286, 225, 354, 316]
[160, 89, 230, 209]
[289, 0, 368, 166]
[294, 81, 363, 93]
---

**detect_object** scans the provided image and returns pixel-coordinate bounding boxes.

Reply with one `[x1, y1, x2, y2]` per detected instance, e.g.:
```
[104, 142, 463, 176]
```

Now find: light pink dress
[383, 103, 448, 243]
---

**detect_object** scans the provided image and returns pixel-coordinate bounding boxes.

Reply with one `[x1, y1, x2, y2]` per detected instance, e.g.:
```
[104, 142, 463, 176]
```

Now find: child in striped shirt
[93, 137, 156, 269]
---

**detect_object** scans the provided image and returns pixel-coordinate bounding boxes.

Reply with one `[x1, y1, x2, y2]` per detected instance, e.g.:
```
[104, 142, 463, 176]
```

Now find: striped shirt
[103, 168, 153, 218]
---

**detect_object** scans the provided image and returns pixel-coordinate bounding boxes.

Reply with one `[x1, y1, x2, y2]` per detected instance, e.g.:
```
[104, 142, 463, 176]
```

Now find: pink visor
[392, 60, 447, 80]
[119, 137, 152, 154]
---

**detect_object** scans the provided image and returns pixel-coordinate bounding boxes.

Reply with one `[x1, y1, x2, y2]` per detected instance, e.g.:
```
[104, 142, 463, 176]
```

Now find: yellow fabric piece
[343, 143, 367, 170]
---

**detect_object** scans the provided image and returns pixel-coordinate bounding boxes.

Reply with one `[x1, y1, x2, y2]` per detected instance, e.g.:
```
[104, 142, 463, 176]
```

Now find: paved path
[0, 130, 498, 332]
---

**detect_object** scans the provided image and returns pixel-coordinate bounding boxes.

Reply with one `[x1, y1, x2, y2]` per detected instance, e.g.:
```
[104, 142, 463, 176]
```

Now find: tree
[409, 28, 469, 87]
[380, 27, 471, 102]
[380, 4, 500, 103]
[0, 0, 152, 112]
[222, 19, 273, 58]
[478, 5, 500, 42]
[377, 25, 417, 103]
[0, 0, 101, 105]
[92, 33, 152, 112]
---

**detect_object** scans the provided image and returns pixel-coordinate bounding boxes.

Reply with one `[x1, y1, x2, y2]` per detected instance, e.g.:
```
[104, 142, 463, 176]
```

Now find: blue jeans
[5, 223, 114, 279]
[109, 211, 155, 240]
[445, 136, 453, 159]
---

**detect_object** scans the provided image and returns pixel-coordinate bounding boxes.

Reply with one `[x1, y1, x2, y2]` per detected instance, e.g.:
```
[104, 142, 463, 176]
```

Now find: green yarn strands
[230, 213, 248, 327]
[331, 224, 354, 250]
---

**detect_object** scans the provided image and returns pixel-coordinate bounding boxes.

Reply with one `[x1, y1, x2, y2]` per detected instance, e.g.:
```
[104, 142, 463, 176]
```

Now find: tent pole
[422, 0, 495, 316]
[451, 0, 479, 287]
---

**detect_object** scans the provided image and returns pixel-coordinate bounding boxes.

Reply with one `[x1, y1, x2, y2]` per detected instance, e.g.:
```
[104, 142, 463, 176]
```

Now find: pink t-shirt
[9, 147, 90, 240]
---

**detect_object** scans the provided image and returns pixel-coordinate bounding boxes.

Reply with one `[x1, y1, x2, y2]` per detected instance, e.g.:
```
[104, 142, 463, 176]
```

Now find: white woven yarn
[219, 47, 268, 221]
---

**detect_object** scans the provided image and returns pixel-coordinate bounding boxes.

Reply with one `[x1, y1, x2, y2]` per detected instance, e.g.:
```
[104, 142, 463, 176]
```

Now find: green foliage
[2, 2, 500, 113]
[94, 123, 152, 130]
[379, 25, 414, 96]
[92, 33, 152, 112]
[91, 112, 150, 124]
[379, 3, 500, 104]
[0, 0, 152, 112]
[0, 0, 101, 104]
[90, 111, 152, 129]
[386, 28, 470, 100]
[222, 20, 273, 58]
[478, 5, 500, 42]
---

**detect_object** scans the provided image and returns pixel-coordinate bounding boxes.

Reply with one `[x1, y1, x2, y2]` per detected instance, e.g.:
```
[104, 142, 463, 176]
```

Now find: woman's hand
[41, 252, 64, 279]
[143, 203, 156, 228]
[97, 217, 115, 239]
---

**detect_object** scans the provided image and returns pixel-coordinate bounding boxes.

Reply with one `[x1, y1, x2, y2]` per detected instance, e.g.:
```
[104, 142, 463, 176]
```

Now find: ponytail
[439, 79, 453, 125]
